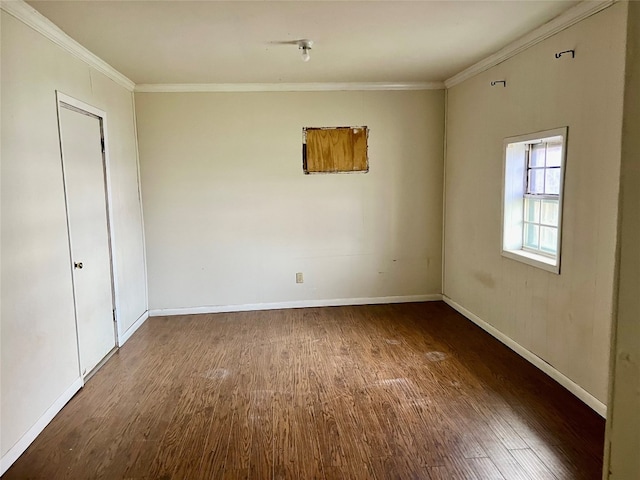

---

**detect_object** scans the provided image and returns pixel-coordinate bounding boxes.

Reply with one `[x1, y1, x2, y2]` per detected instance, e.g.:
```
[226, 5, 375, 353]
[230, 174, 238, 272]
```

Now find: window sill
[502, 249, 560, 274]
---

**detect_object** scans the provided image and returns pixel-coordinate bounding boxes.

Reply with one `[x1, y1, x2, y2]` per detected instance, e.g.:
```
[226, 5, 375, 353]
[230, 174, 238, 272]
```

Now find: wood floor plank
[248, 389, 275, 480]
[313, 397, 348, 466]
[3, 302, 605, 480]
[293, 399, 325, 480]
[509, 448, 557, 480]
[426, 464, 460, 480]
[223, 395, 252, 473]
[197, 395, 234, 480]
[466, 456, 507, 480]
[273, 399, 296, 480]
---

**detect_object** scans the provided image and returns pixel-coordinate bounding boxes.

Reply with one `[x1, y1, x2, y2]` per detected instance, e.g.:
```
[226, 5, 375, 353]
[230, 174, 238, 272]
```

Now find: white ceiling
[27, 1, 580, 85]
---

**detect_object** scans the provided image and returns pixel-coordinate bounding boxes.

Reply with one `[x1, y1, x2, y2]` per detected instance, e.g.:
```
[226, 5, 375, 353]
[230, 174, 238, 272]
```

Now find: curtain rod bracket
[555, 50, 575, 59]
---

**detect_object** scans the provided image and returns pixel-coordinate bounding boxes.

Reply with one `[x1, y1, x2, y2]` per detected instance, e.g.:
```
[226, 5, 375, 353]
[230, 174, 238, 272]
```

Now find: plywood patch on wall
[303, 126, 369, 174]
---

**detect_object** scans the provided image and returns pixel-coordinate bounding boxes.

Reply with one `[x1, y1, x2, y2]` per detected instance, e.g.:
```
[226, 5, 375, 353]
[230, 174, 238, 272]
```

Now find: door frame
[55, 91, 121, 379]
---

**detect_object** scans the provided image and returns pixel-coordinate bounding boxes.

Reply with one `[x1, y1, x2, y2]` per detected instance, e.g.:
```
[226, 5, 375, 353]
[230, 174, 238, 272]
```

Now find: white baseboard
[0, 377, 83, 475]
[118, 310, 149, 346]
[149, 294, 442, 317]
[442, 295, 607, 417]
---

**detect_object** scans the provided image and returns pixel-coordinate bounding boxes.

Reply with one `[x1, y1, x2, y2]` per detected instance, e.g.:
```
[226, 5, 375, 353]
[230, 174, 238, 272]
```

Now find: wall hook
[555, 50, 575, 59]
[491, 80, 506, 87]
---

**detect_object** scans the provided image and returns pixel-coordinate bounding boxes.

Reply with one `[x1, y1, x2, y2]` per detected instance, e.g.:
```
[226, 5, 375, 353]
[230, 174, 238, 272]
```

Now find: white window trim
[501, 127, 568, 274]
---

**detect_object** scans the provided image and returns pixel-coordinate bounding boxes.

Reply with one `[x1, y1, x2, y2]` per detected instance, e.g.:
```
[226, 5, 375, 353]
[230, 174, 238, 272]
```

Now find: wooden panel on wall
[304, 126, 368, 174]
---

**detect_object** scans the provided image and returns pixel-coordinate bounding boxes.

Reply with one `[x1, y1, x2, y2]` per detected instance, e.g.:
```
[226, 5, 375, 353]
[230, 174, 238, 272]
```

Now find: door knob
[74, 262, 83, 269]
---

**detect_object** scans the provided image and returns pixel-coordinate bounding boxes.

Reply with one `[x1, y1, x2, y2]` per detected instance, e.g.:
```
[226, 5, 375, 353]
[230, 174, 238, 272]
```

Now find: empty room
[1, 0, 638, 479]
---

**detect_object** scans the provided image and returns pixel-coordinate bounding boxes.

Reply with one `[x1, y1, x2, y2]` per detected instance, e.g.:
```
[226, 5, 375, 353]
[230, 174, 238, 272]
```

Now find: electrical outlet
[296, 272, 304, 284]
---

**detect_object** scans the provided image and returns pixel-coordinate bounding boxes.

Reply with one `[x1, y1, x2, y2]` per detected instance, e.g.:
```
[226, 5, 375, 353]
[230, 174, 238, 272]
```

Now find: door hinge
[112, 309, 116, 323]
[101, 138, 105, 153]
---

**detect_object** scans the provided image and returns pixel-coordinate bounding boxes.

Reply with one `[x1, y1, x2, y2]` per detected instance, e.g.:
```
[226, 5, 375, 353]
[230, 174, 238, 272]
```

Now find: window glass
[540, 227, 558, 254]
[525, 198, 540, 223]
[530, 144, 546, 167]
[546, 143, 562, 167]
[545, 168, 561, 194]
[528, 169, 545, 194]
[541, 200, 559, 226]
[524, 224, 540, 249]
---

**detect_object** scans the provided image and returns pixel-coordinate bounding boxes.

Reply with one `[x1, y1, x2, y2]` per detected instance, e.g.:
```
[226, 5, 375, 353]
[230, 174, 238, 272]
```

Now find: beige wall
[444, 3, 628, 404]
[135, 90, 444, 312]
[605, 2, 640, 478]
[0, 11, 147, 459]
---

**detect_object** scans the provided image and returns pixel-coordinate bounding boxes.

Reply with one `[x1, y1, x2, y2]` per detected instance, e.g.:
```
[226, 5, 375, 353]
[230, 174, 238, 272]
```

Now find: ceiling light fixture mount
[298, 39, 313, 62]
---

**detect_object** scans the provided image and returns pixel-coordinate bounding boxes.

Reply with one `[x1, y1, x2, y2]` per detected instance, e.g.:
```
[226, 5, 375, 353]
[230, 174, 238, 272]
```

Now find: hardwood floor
[3, 302, 605, 479]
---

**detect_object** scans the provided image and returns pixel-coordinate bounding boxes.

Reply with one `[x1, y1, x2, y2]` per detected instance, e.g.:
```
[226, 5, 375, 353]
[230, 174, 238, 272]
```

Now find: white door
[59, 102, 116, 377]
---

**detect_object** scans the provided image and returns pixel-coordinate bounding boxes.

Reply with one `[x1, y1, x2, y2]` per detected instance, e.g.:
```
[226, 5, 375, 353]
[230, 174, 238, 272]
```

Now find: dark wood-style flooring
[3, 302, 605, 479]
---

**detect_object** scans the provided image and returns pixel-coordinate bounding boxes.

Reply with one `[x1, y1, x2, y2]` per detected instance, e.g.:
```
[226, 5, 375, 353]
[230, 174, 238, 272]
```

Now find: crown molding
[444, 0, 616, 89]
[134, 81, 445, 93]
[1, 0, 135, 91]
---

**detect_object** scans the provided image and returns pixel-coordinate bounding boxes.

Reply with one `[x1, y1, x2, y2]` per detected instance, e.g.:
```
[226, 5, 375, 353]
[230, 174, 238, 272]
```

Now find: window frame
[501, 127, 568, 274]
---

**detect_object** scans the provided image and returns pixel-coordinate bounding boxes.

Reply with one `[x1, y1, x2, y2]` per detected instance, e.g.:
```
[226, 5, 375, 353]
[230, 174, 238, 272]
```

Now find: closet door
[59, 101, 116, 377]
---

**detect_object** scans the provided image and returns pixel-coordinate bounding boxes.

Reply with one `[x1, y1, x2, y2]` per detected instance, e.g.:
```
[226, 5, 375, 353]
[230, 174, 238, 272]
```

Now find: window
[303, 126, 368, 174]
[502, 127, 567, 273]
